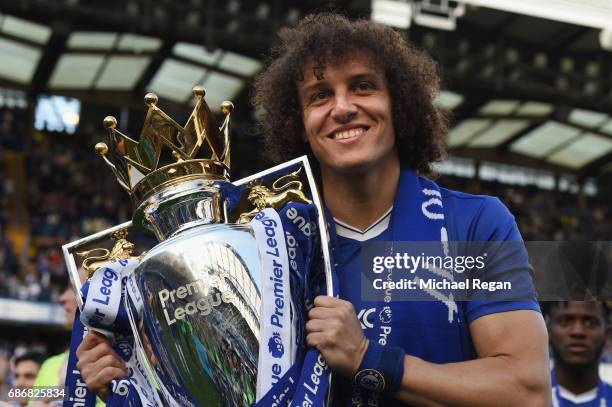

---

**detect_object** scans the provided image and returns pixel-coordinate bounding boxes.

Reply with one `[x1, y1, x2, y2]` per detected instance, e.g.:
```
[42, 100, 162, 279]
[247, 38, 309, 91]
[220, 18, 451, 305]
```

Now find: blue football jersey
[552, 374, 612, 407]
[330, 186, 540, 406]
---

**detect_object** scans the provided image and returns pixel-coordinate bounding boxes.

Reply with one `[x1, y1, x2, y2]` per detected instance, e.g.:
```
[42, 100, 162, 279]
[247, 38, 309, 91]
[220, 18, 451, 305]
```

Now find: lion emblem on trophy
[238, 167, 312, 224]
[76, 229, 140, 277]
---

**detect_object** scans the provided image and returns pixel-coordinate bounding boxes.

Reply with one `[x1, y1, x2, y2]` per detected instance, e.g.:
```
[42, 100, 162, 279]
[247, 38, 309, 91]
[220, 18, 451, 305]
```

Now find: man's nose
[331, 92, 357, 122]
[568, 321, 588, 337]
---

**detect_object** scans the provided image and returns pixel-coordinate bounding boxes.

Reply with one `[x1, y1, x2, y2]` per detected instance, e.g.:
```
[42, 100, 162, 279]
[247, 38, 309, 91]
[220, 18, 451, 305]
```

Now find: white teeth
[334, 128, 365, 140]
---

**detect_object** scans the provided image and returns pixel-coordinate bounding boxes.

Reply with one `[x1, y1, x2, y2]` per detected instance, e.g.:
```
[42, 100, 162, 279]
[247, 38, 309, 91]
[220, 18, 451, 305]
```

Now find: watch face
[355, 368, 386, 393]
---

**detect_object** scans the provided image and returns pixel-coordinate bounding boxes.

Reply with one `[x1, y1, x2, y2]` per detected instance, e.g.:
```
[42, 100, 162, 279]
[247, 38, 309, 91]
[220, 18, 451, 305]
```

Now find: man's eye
[585, 317, 600, 328]
[312, 90, 329, 101]
[558, 316, 571, 326]
[356, 82, 372, 91]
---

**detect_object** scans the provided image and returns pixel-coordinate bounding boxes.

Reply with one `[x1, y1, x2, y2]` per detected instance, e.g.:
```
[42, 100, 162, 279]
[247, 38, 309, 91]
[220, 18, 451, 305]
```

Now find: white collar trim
[557, 384, 599, 404]
[334, 206, 393, 242]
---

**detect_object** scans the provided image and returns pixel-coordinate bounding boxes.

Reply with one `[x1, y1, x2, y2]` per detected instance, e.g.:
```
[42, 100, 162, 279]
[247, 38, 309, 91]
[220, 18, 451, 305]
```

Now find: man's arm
[395, 310, 550, 407]
[306, 296, 551, 407]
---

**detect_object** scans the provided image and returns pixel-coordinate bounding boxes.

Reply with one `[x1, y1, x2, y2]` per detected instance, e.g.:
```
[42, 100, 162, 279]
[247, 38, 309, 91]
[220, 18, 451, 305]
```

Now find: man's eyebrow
[298, 70, 383, 96]
[299, 81, 330, 95]
[350, 72, 380, 81]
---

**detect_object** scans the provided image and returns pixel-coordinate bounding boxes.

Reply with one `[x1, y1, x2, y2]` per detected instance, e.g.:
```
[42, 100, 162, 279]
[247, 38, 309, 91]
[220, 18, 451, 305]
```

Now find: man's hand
[76, 331, 128, 401]
[306, 295, 369, 377]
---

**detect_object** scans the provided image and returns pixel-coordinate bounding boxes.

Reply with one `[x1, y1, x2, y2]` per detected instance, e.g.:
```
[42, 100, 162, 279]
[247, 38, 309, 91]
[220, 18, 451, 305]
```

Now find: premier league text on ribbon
[300, 353, 328, 406]
[255, 212, 289, 382]
[86, 268, 119, 324]
[258, 216, 288, 333]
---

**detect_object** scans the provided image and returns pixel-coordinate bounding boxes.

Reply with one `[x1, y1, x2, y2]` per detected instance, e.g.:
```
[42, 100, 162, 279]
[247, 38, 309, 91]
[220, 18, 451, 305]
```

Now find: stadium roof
[0, 0, 610, 178]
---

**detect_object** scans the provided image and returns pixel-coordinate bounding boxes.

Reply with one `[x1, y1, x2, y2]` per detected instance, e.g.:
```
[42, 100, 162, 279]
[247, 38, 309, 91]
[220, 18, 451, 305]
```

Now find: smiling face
[297, 52, 398, 176]
[549, 302, 609, 368]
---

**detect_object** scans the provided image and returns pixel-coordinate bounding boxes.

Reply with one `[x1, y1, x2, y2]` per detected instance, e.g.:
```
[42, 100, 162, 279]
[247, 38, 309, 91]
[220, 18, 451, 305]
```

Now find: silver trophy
[62, 87, 333, 406]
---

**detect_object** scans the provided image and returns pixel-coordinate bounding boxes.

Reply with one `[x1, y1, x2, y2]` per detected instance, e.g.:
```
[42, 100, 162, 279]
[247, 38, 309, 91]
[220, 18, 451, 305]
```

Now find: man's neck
[554, 362, 599, 395]
[321, 157, 400, 231]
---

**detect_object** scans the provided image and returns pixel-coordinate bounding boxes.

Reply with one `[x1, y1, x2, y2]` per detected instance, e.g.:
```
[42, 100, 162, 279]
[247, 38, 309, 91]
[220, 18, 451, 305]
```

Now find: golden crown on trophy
[95, 86, 233, 203]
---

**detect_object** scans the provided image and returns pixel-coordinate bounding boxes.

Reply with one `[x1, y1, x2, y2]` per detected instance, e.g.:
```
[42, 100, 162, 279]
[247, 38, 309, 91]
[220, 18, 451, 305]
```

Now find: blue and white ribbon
[65, 259, 160, 407]
[258, 204, 336, 407]
[64, 310, 97, 407]
[252, 209, 293, 401]
[80, 265, 123, 337]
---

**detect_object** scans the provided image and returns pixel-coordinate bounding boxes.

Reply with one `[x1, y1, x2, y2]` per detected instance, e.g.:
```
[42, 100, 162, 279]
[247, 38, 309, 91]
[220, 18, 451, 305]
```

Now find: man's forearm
[394, 354, 551, 407]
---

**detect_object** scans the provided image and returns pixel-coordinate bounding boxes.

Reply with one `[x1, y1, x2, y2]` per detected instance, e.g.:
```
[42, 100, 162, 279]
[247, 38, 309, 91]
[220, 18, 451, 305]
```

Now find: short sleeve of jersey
[442, 190, 540, 323]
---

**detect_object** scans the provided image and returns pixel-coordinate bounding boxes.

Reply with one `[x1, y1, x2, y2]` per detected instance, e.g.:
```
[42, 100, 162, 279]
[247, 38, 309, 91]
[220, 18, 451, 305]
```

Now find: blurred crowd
[1, 107, 131, 303]
[441, 177, 611, 241]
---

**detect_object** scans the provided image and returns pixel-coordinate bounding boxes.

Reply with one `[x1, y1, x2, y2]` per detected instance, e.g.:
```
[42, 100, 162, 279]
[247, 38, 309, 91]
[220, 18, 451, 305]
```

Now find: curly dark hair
[253, 12, 448, 175]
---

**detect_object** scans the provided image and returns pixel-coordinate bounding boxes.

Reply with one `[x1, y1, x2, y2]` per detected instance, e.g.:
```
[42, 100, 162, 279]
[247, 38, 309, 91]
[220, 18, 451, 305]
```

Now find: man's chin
[326, 157, 383, 175]
[560, 354, 597, 369]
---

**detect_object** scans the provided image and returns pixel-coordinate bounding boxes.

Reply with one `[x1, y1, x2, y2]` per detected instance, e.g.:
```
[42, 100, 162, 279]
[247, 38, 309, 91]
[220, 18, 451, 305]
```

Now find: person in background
[4, 351, 45, 407]
[28, 285, 77, 407]
[545, 301, 612, 406]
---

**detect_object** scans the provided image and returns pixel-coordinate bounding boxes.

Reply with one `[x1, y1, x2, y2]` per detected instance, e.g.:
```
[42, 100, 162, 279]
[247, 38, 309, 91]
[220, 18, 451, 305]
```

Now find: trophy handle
[233, 155, 334, 297]
[62, 221, 133, 309]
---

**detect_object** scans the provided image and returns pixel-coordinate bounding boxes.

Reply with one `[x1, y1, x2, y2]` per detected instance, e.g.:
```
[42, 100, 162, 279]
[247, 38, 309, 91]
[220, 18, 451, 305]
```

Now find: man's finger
[77, 342, 117, 367]
[87, 366, 127, 400]
[305, 319, 327, 333]
[308, 306, 339, 320]
[306, 332, 326, 348]
[93, 354, 126, 372]
[313, 295, 342, 308]
[77, 331, 112, 353]
[101, 366, 128, 381]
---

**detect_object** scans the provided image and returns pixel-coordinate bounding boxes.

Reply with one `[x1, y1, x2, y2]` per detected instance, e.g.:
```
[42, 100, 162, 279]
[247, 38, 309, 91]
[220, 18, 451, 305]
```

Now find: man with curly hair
[75, 12, 550, 407]
[253, 13, 550, 406]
